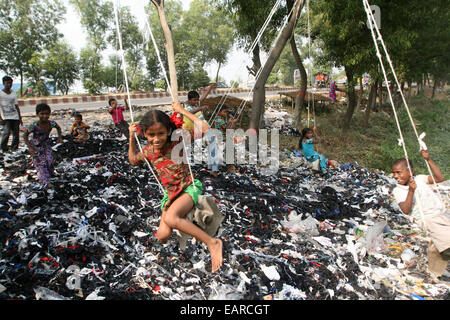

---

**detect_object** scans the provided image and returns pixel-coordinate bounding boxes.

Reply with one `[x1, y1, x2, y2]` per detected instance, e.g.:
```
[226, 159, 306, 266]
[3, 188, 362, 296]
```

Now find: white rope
[144, 11, 197, 190]
[207, 0, 284, 126]
[363, 0, 428, 231]
[364, 1, 443, 197]
[307, 0, 311, 127]
[144, 16, 173, 98]
[234, 0, 301, 121]
[249, 0, 284, 54]
[114, 0, 164, 193]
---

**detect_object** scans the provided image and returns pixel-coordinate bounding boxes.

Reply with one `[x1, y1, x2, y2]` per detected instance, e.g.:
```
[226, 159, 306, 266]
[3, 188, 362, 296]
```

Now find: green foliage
[188, 67, 211, 90]
[216, 0, 285, 52]
[43, 41, 79, 95]
[181, 0, 234, 68]
[102, 54, 123, 90]
[79, 45, 105, 94]
[0, 0, 65, 94]
[26, 52, 50, 96]
[378, 97, 450, 176]
[69, 0, 113, 51]
[269, 45, 297, 86]
[145, 0, 235, 91]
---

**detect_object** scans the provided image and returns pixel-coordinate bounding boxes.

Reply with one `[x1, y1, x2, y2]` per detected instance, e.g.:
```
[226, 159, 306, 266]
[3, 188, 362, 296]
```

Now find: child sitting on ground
[299, 126, 338, 174]
[23, 103, 62, 187]
[70, 113, 90, 143]
[392, 150, 450, 278]
[128, 101, 223, 273]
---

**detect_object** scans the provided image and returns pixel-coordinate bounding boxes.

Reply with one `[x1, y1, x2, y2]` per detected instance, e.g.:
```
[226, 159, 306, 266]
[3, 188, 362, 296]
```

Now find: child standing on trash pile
[182, 83, 217, 132]
[108, 96, 129, 139]
[128, 101, 223, 273]
[392, 150, 450, 278]
[70, 113, 90, 143]
[23, 103, 62, 187]
[299, 126, 338, 174]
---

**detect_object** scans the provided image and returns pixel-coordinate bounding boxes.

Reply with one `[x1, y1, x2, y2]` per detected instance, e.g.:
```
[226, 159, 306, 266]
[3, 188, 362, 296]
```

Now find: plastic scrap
[0, 116, 448, 301]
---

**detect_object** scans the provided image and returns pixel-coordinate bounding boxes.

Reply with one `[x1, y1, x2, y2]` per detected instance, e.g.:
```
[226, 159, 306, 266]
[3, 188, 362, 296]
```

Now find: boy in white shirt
[392, 150, 450, 277]
[0, 76, 22, 152]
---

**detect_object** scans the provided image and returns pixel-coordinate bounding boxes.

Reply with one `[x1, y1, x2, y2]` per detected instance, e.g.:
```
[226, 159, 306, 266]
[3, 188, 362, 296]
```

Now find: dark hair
[299, 127, 313, 149]
[139, 110, 177, 135]
[108, 98, 117, 106]
[2, 76, 12, 83]
[74, 113, 82, 120]
[219, 104, 229, 111]
[36, 103, 51, 114]
[187, 91, 200, 101]
[393, 158, 414, 170]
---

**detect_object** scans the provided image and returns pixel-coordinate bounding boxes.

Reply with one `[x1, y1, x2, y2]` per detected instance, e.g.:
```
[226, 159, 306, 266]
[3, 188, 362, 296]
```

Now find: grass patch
[280, 95, 449, 176]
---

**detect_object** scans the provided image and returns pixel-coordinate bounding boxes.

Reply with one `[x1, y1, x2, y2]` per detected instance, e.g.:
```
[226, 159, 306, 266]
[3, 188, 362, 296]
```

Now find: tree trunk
[378, 82, 383, 107]
[431, 77, 438, 99]
[20, 70, 24, 97]
[407, 80, 412, 101]
[364, 80, 378, 127]
[249, 45, 262, 77]
[356, 76, 363, 112]
[215, 61, 221, 83]
[249, 0, 304, 130]
[342, 66, 356, 133]
[391, 82, 398, 108]
[152, 0, 178, 100]
[290, 34, 307, 129]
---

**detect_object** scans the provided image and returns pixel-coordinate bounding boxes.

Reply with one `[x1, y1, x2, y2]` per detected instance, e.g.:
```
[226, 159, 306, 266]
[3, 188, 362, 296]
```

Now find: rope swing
[363, 0, 446, 232]
[142, 5, 197, 191]
[113, 0, 164, 193]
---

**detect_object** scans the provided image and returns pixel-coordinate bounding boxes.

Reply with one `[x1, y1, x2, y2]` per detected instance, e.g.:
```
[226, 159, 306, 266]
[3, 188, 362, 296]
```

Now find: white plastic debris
[260, 265, 280, 281]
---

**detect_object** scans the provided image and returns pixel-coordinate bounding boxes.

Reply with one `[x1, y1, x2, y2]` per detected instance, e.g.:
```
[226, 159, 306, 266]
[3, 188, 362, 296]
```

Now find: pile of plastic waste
[0, 122, 448, 300]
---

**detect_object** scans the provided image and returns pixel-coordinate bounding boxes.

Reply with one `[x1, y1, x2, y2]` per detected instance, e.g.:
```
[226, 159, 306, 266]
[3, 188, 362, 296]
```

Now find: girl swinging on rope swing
[128, 101, 223, 273]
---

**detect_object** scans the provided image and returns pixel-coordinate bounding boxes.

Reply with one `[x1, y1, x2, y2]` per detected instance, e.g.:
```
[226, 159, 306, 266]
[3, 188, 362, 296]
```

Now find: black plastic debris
[0, 124, 448, 300]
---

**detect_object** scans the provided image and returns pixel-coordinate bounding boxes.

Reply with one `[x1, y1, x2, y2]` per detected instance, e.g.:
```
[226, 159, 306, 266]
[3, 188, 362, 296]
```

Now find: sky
[57, 0, 253, 89]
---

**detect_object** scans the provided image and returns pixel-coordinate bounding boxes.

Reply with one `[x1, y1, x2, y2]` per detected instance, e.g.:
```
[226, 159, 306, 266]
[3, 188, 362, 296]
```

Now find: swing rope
[113, 0, 164, 193]
[363, 1, 442, 197]
[207, 0, 284, 127]
[234, 0, 301, 123]
[143, 9, 197, 191]
[306, 0, 314, 129]
[363, 0, 432, 231]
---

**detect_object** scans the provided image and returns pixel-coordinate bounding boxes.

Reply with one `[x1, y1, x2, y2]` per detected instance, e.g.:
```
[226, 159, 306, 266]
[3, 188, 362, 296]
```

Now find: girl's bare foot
[207, 238, 223, 273]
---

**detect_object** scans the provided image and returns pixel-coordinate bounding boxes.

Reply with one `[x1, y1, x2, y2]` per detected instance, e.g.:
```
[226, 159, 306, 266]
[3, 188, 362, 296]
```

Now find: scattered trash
[0, 116, 448, 300]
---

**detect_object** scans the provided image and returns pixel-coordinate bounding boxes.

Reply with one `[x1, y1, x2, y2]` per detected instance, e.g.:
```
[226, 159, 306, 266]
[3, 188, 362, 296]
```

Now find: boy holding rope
[392, 150, 450, 278]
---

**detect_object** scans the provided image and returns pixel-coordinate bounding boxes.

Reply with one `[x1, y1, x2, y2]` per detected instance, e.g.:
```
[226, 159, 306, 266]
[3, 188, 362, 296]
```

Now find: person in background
[23, 103, 62, 187]
[182, 83, 218, 133]
[0, 76, 22, 152]
[108, 96, 130, 139]
[211, 104, 238, 175]
[70, 113, 90, 143]
[299, 126, 338, 174]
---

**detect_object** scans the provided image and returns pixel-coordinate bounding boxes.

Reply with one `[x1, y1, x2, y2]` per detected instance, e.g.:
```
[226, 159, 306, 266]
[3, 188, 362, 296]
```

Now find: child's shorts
[160, 179, 203, 212]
